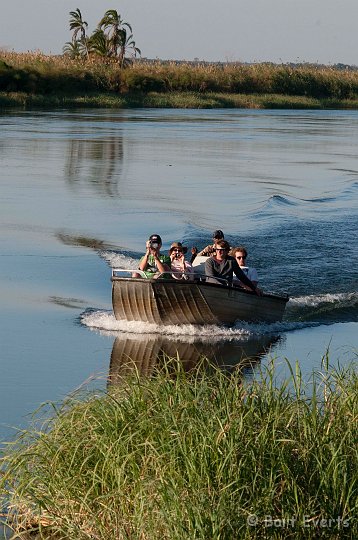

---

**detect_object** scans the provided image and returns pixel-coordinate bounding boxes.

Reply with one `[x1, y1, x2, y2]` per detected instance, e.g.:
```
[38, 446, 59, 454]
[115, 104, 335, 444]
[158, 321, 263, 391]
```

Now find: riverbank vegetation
[1, 51, 358, 109]
[1, 359, 357, 539]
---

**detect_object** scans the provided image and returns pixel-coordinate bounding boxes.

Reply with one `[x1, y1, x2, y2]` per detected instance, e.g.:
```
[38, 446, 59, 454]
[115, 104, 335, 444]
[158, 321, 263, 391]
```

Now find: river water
[0, 108, 357, 446]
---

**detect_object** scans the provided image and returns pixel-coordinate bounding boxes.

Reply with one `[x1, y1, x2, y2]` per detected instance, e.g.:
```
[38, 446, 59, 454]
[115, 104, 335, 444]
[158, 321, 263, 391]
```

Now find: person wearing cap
[137, 234, 171, 279]
[169, 242, 194, 281]
[205, 240, 261, 295]
[191, 230, 227, 263]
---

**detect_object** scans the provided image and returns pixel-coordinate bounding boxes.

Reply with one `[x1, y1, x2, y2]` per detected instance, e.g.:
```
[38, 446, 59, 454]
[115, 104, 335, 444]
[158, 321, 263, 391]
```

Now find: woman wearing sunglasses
[205, 240, 260, 294]
[169, 242, 194, 281]
[229, 246, 258, 290]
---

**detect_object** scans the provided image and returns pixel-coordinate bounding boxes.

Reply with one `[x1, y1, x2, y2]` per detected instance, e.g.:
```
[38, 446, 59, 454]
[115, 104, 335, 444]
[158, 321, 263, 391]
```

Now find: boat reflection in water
[108, 333, 282, 386]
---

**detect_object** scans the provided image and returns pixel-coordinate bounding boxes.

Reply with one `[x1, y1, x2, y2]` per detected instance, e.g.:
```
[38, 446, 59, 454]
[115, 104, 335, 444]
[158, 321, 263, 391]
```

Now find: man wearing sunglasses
[229, 246, 258, 289]
[191, 229, 229, 263]
[205, 240, 260, 294]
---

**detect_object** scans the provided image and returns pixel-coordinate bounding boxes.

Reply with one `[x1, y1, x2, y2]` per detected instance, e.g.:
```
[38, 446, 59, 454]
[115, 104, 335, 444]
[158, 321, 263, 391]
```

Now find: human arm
[171, 253, 193, 280]
[197, 244, 215, 257]
[184, 260, 194, 280]
[139, 243, 170, 274]
[232, 260, 260, 294]
[190, 246, 198, 264]
[248, 267, 258, 287]
[238, 267, 258, 289]
[170, 252, 185, 278]
[138, 241, 151, 272]
[155, 256, 170, 274]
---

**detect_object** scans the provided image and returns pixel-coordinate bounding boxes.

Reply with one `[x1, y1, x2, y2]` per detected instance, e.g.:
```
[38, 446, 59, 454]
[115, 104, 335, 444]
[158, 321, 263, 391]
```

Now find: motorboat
[111, 265, 288, 326]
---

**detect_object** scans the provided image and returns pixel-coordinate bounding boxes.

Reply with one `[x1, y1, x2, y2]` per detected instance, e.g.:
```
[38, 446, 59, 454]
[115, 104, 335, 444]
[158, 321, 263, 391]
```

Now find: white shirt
[171, 259, 194, 280]
[233, 266, 258, 285]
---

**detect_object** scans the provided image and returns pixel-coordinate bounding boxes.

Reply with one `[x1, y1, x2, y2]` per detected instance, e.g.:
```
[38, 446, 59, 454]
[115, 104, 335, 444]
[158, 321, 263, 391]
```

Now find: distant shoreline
[0, 92, 358, 110]
[2, 91, 358, 110]
[2, 51, 358, 110]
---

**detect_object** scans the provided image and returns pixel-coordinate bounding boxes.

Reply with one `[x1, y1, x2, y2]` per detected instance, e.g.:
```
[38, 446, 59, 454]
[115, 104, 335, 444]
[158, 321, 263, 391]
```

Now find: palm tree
[63, 8, 140, 65]
[63, 40, 82, 59]
[69, 8, 89, 58]
[117, 27, 141, 68]
[88, 29, 110, 57]
[98, 9, 125, 56]
[98, 9, 140, 65]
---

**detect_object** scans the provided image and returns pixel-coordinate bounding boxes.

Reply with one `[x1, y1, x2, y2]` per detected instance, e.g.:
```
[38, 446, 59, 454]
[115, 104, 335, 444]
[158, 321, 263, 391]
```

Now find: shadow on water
[108, 333, 282, 385]
[55, 231, 117, 251]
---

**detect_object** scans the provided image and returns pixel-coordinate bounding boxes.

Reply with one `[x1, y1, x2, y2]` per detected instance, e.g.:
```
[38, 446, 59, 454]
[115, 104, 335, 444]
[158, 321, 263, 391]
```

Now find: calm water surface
[0, 108, 357, 445]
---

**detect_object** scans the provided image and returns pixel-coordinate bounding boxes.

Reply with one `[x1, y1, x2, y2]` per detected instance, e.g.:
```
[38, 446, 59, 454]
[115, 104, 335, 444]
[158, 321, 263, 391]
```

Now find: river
[0, 108, 357, 446]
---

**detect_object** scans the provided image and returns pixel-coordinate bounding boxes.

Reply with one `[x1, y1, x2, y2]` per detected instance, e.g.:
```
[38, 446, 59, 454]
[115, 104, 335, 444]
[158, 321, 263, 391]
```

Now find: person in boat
[190, 229, 227, 263]
[229, 246, 259, 290]
[136, 234, 171, 279]
[205, 240, 261, 294]
[169, 242, 194, 281]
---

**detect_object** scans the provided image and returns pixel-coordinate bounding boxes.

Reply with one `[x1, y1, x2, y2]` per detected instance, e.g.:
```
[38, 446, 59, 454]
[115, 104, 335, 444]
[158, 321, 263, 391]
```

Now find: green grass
[1, 358, 357, 539]
[1, 52, 358, 110]
[3, 91, 356, 110]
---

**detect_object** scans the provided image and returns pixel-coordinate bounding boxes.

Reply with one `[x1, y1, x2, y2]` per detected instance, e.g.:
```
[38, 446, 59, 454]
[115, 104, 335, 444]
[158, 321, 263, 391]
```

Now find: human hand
[255, 287, 263, 296]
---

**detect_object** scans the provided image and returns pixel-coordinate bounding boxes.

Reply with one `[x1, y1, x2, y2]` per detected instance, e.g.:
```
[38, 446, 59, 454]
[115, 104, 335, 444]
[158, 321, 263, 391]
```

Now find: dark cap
[213, 230, 224, 239]
[149, 234, 162, 244]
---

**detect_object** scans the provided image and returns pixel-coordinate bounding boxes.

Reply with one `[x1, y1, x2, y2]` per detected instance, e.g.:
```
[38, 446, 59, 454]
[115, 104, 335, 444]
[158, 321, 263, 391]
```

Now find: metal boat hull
[112, 278, 288, 326]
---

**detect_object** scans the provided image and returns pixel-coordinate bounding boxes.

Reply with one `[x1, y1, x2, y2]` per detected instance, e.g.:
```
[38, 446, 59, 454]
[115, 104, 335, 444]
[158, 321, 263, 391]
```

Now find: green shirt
[139, 253, 171, 279]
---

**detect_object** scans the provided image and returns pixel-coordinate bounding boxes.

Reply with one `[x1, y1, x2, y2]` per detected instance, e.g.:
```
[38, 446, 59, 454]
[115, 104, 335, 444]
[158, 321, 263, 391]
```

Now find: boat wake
[80, 309, 320, 341]
[287, 292, 358, 322]
[100, 250, 139, 269]
[288, 292, 357, 308]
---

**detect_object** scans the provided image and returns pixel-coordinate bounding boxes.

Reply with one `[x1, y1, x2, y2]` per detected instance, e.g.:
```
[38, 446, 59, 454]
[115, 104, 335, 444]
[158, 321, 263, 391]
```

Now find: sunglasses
[236, 255, 246, 260]
[216, 248, 226, 252]
[173, 249, 182, 253]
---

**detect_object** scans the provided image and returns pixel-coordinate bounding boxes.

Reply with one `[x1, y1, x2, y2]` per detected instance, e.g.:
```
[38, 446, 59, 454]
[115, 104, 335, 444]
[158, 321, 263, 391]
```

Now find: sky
[0, 0, 357, 65]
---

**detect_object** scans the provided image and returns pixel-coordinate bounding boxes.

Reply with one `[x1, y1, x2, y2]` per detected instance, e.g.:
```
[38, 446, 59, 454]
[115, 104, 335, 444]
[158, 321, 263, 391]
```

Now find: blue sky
[1, 0, 357, 65]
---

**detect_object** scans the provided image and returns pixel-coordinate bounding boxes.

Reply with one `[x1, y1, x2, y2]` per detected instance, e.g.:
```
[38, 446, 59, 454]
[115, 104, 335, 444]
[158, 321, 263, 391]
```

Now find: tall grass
[1, 51, 358, 107]
[0, 358, 357, 539]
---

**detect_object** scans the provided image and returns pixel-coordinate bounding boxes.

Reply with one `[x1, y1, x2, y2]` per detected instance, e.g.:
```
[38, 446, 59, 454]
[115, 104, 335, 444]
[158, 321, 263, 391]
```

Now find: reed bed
[1, 51, 358, 109]
[0, 358, 357, 539]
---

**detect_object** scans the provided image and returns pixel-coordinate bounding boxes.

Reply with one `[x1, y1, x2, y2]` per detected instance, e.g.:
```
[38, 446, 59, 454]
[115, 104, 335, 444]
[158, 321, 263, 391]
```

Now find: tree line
[63, 8, 141, 67]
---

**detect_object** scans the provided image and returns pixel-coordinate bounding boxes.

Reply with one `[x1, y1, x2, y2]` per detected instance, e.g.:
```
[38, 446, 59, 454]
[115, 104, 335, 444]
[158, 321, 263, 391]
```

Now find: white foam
[81, 310, 319, 340]
[288, 292, 358, 309]
[100, 251, 139, 270]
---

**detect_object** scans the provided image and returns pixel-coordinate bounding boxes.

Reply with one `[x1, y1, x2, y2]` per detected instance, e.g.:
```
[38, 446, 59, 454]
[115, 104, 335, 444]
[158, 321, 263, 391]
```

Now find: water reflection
[108, 333, 281, 385]
[65, 137, 124, 197]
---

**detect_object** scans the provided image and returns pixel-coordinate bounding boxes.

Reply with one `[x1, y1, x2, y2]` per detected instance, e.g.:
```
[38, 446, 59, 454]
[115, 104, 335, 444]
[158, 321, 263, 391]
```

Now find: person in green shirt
[138, 234, 171, 279]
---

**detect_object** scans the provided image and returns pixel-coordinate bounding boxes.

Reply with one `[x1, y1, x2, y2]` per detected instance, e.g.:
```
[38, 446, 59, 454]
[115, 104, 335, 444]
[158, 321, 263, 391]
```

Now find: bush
[120, 70, 166, 93]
